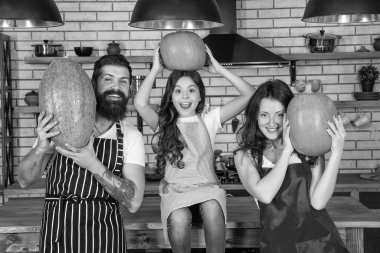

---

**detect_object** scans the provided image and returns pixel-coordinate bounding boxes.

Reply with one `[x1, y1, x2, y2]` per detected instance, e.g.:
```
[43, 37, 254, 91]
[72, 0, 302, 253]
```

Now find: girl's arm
[134, 46, 161, 131]
[205, 45, 255, 124]
[235, 117, 293, 204]
[309, 115, 346, 210]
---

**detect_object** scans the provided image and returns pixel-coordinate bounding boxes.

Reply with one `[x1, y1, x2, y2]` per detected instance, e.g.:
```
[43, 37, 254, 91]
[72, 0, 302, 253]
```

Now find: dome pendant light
[129, 0, 223, 29]
[302, 0, 380, 23]
[0, 0, 63, 28]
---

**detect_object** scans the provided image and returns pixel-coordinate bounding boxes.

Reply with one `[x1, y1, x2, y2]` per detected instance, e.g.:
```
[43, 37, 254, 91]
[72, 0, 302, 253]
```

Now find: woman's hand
[152, 46, 163, 72]
[282, 114, 294, 153]
[35, 111, 60, 153]
[326, 115, 346, 153]
[55, 135, 101, 172]
[205, 44, 223, 74]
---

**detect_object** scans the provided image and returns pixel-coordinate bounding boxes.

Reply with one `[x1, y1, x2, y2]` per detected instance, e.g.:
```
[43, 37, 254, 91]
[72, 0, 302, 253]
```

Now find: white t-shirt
[98, 119, 145, 167]
[201, 107, 222, 149]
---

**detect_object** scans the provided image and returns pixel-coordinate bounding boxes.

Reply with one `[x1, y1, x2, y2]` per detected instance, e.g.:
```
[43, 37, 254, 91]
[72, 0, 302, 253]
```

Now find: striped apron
[159, 116, 227, 242]
[40, 121, 126, 253]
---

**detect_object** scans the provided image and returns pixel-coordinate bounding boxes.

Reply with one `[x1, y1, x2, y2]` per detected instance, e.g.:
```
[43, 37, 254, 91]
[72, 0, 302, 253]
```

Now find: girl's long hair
[154, 70, 205, 171]
[236, 80, 294, 168]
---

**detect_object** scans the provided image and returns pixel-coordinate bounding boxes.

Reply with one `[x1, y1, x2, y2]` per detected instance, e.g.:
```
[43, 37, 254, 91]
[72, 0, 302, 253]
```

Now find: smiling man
[18, 54, 146, 253]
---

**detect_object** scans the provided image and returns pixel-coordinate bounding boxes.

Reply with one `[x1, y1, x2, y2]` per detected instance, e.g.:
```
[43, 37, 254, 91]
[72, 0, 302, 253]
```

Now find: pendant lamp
[302, 0, 380, 23]
[129, 0, 223, 29]
[0, 0, 63, 28]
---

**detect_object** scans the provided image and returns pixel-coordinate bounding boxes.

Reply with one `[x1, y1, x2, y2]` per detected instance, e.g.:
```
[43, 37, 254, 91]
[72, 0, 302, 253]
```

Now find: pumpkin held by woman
[287, 93, 337, 156]
[160, 31, 206, 71]
[39, 58, 96, 148]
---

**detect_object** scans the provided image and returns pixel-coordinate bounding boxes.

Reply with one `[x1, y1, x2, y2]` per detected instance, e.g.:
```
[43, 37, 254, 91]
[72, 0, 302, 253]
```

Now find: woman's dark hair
[91, 54, 132, 91]
[235, 79, 318, 168]
[154, 70, 206, 171]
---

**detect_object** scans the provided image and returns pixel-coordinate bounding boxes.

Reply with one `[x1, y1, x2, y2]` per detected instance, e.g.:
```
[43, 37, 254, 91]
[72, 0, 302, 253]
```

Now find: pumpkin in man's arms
[39, 58, 96, 148]
[160, 31, 206, 71]
[287, 93, 337, 156]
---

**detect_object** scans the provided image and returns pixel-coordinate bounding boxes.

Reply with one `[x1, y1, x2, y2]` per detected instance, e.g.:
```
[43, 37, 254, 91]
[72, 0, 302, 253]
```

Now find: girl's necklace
[94, 121, 114, 136]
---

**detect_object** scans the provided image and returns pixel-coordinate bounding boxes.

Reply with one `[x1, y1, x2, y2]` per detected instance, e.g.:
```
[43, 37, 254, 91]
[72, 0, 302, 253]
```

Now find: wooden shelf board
[334, 100, 380, 108]
[13, 104, 159, 114]
[281, 51, 380, 61]
[13, 101, 377, 114]
[24, 56, 152, 64]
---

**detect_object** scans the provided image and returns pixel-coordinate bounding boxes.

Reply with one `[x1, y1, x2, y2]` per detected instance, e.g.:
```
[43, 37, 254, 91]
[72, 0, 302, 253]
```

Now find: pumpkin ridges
[160, 31, 206, 71]
[39, 58, 96, 148]
[287, 93, 337, 156]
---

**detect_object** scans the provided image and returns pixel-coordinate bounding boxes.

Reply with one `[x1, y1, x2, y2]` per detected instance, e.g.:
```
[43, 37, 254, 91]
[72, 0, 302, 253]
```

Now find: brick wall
[1, 0, 380, 181]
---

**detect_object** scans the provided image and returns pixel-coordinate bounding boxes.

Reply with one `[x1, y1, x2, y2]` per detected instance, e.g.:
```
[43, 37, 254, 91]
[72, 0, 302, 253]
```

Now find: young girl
[134, 45, 255, 253]
[234, 79, 348, 253]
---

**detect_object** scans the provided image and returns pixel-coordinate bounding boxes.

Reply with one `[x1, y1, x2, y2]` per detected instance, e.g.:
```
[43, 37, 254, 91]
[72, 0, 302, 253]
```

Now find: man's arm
[56, 135, 146, 213]
[18, 147, 52, 188]
[18, 111, 59, 188]
[93, 163, 145, 213]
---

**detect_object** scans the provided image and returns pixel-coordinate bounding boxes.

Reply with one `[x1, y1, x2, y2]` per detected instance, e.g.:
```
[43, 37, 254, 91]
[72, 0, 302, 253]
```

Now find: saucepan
[32, 40, 62, 57]
[303, 29, 341, 53]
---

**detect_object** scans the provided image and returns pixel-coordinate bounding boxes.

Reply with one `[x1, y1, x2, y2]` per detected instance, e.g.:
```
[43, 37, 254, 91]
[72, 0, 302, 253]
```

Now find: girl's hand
[55, 135, 100, 172]
[36, 111, 60, 153]
[326, 115, 346, 153]
[282, 114, 294, 153]
[152, 46, 163, 72]
[205, 44, 223, 74]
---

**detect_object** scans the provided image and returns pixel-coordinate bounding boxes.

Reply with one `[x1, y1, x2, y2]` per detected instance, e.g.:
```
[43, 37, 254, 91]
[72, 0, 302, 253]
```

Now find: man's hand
[55, 135, 101, 172]
[36, 111, 60, 153]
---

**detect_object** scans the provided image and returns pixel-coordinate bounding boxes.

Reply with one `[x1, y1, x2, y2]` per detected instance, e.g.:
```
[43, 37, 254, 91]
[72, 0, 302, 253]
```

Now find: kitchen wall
[1, 0, 380, 181]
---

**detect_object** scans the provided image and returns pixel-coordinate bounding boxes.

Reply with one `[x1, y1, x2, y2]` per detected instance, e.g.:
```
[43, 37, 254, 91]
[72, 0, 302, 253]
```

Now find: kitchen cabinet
[0, 33, 13, 203]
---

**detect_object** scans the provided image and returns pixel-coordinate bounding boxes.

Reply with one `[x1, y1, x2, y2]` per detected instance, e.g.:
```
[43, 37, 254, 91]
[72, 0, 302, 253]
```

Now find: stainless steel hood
[203, 0, 288, 67]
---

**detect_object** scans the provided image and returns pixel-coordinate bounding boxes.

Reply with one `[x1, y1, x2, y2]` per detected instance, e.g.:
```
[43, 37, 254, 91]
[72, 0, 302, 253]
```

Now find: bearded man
[18, 55, 146, 253]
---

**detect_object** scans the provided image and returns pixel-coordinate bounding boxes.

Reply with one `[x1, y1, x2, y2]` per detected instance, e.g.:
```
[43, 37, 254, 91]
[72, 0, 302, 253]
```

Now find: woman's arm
[309, 115, 346, 210]
[204, 45, 256, 124]
[134, 46, 161, 131]
[235, 117, 293, 203]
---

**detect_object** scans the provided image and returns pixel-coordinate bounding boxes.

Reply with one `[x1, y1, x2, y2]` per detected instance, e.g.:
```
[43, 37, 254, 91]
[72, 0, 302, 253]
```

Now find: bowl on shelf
[24, 90, 39, 106]
[74, 47, 93, 57]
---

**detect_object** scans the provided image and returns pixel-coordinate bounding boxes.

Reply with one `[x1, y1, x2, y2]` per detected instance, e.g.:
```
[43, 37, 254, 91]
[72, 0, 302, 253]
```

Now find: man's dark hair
[91, 54, 132, 90]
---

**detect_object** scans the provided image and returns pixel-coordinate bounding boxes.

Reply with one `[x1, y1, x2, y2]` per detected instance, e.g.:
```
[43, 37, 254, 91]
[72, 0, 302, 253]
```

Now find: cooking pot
[303, 30, 341, 53]
[32, 40, 62, 57]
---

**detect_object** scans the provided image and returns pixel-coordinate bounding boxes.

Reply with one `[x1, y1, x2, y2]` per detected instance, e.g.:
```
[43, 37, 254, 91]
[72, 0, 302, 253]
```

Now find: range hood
[203, 0, 288, 67]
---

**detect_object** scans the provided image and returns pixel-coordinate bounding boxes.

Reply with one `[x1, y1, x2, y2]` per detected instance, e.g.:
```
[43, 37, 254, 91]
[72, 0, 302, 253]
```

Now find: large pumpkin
[287, 93, 337, 156]
[39, 59, 96, 148]
[160, 31, 206, 71]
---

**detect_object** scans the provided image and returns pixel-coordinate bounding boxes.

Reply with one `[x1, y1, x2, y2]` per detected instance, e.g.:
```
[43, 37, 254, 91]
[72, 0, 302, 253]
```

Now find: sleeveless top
[159, 115, 227, 243]
[40, 121, 126, 253]
[257, 155, 349, 253]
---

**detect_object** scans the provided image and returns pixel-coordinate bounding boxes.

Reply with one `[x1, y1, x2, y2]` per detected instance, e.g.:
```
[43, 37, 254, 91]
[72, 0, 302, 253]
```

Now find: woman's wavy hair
[154, 70, 206, 171]
[235, 79, 318, 169]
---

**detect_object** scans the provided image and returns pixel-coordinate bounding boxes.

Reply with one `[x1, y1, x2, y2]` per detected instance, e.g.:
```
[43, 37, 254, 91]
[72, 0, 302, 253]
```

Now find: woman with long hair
[235, 79, 348, 253]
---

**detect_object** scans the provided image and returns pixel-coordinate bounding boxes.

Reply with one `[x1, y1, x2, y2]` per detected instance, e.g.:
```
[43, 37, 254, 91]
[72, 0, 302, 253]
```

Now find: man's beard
[96, 90, 129, 121]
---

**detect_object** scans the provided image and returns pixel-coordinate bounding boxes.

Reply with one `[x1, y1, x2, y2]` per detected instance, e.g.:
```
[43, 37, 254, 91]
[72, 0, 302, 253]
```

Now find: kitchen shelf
[13, 101, 378, 115]
[335, 100, 380, 108]
[24, 56, 153, 64]
[14, 104, 160, 114]
[281, 51, 380, 61]
[14, 105, 135, 114]
[280, 51, 380, 83]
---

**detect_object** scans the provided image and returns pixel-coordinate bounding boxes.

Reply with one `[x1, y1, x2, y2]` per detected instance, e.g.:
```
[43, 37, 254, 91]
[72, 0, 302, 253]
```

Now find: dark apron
[258, 156, 349, 253]
[40, 121, 126, 253]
